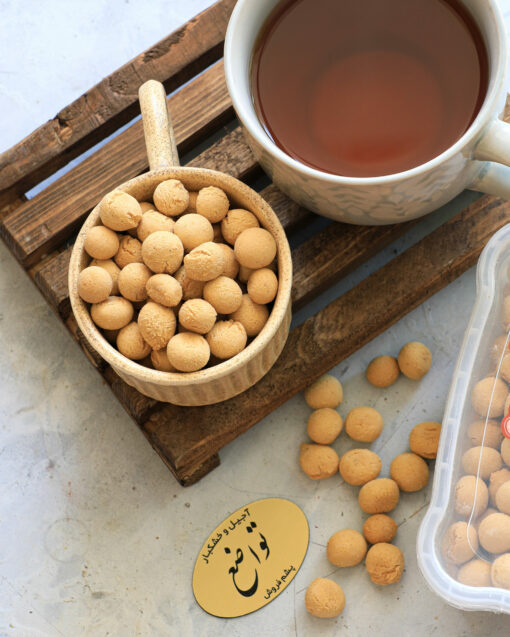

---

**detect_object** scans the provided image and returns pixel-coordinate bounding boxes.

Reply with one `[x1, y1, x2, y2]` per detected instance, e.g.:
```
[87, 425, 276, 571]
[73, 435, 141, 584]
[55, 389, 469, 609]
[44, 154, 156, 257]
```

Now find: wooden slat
[102, 366, 219, 485]
[261, 184, 312, 232]
[65, 314, 106, 371]
[143, 194, 510, 477]
[26, 124, 261, 317]
[0, 191, 25, 221]
[0, 0, 236, 195]
[177, 454, 221, 486]
[1, 61, 233, 266]
[188, 126, 257, 178]
[33, 249, 72, 318]
[103, 366, 158, 425]
[291, 220, 415, 310]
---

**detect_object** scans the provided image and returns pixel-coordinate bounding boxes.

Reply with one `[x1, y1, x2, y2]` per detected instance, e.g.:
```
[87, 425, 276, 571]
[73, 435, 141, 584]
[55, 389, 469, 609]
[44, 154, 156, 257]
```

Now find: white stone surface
[2, 1, 510, 635]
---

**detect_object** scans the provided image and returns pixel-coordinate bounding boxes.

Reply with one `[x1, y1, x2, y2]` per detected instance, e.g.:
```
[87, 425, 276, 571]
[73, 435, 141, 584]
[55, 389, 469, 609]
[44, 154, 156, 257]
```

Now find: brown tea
[251, 0, 488, 177]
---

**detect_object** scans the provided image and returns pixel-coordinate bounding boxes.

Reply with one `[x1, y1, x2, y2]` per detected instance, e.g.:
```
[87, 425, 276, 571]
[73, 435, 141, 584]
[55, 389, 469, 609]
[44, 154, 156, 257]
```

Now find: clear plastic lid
[418, 223, 510, 613]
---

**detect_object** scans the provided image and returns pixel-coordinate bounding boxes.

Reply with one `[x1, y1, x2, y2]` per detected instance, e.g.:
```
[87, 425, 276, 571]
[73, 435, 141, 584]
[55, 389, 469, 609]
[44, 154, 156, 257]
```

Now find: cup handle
[471, 119, 510, 198]
[138, 80, 180, 170]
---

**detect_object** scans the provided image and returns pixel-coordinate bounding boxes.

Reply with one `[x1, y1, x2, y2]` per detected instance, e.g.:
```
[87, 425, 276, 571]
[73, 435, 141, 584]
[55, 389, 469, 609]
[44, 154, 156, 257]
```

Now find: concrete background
[1, 1, 510, 635]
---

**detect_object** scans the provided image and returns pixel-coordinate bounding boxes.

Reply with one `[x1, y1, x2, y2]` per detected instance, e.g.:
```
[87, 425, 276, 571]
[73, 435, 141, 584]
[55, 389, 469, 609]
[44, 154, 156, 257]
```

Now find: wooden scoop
[68, 80, 292, 406]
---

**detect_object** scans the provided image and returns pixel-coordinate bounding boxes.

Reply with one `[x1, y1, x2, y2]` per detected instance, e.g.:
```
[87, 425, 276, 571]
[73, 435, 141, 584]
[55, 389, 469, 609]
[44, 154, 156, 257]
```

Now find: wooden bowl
[68, 80, 292, 406]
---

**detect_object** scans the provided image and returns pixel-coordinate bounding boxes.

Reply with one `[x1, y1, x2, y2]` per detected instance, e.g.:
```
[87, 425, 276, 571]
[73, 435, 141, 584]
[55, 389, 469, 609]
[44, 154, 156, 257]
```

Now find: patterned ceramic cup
[225, 0, 510, 225]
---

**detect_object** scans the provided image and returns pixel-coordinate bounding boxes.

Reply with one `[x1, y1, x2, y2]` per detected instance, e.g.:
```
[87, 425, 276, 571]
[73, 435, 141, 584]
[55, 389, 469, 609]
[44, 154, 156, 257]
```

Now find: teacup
[225, 0, 510, 225]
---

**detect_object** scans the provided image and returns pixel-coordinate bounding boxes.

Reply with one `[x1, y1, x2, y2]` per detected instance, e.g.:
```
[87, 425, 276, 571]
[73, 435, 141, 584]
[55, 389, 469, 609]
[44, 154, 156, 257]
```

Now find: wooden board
[1, 0, 509, 485]
[0, 0, 236, 196]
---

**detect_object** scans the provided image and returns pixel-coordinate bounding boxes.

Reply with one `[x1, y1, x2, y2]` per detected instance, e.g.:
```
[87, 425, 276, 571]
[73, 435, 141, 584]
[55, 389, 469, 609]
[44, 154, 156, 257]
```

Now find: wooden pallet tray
[2, 0, 510, 485]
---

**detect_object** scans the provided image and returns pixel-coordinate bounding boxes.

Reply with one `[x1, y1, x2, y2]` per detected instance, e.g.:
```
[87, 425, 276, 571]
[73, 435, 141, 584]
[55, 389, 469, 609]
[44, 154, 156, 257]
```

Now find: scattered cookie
[304, 375, 343, 409]
[365, 543, 404, 585]
[345, 406, 384, 443]
[327, 529, 367, 567]
[339, 449, 382, 486]
[366, 355, 400, 388]
[409, 421, 441, 459]
[358, 478, 400, 514]
[397, 341, 432, 380]
[307, 408, 343, 445]
[305, 578, 345, 618]
[299, 443, 339, 480]
[362, 514, 397, 544]
[390, 452, 429, 492]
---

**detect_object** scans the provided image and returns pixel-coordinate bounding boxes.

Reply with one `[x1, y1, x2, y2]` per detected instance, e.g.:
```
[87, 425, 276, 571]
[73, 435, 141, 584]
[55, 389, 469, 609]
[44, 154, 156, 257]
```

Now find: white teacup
[225, 0, 510, 225]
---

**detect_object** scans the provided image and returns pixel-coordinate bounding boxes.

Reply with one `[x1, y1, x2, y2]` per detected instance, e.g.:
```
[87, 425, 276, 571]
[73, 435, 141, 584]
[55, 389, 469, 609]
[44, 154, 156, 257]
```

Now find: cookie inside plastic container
[418, 223, 510, 613]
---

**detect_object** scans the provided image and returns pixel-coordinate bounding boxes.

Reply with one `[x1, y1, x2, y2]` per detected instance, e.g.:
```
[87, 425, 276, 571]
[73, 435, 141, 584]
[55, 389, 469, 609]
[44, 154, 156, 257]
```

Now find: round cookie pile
[77, 182, 279, 373]
[300, 359, 440, 619]
[440, 313, 510, 590]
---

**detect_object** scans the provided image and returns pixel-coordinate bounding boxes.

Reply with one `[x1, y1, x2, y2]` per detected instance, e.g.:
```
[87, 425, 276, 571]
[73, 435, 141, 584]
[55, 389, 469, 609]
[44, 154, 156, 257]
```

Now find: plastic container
[418, 223, 510, 613]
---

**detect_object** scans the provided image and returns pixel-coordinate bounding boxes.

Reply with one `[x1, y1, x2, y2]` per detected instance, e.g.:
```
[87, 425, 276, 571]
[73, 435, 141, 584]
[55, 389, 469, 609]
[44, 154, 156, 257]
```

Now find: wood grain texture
[261, 184, 312, 232]
[103, 366, 158, 425]
[291, 220, 415, 310]
[33, 249, 72, 318]
[0, 190, 25, 221]
[177, 454, 221, 486]
[65, 314, 106, 371]
[0, 0, 236, 195]
[1, 61, 233, 266]
[144, 194, 510, 477]
[188, 126, 258, 178]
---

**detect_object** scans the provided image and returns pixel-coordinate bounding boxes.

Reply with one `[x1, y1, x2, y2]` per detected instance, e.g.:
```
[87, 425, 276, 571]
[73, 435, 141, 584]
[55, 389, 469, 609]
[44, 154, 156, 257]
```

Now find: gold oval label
[193, 498, 309, 618]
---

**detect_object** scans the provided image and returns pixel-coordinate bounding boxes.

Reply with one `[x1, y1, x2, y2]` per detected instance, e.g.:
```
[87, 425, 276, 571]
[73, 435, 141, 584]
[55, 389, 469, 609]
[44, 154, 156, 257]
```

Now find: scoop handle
[138, 80, 180, 170]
